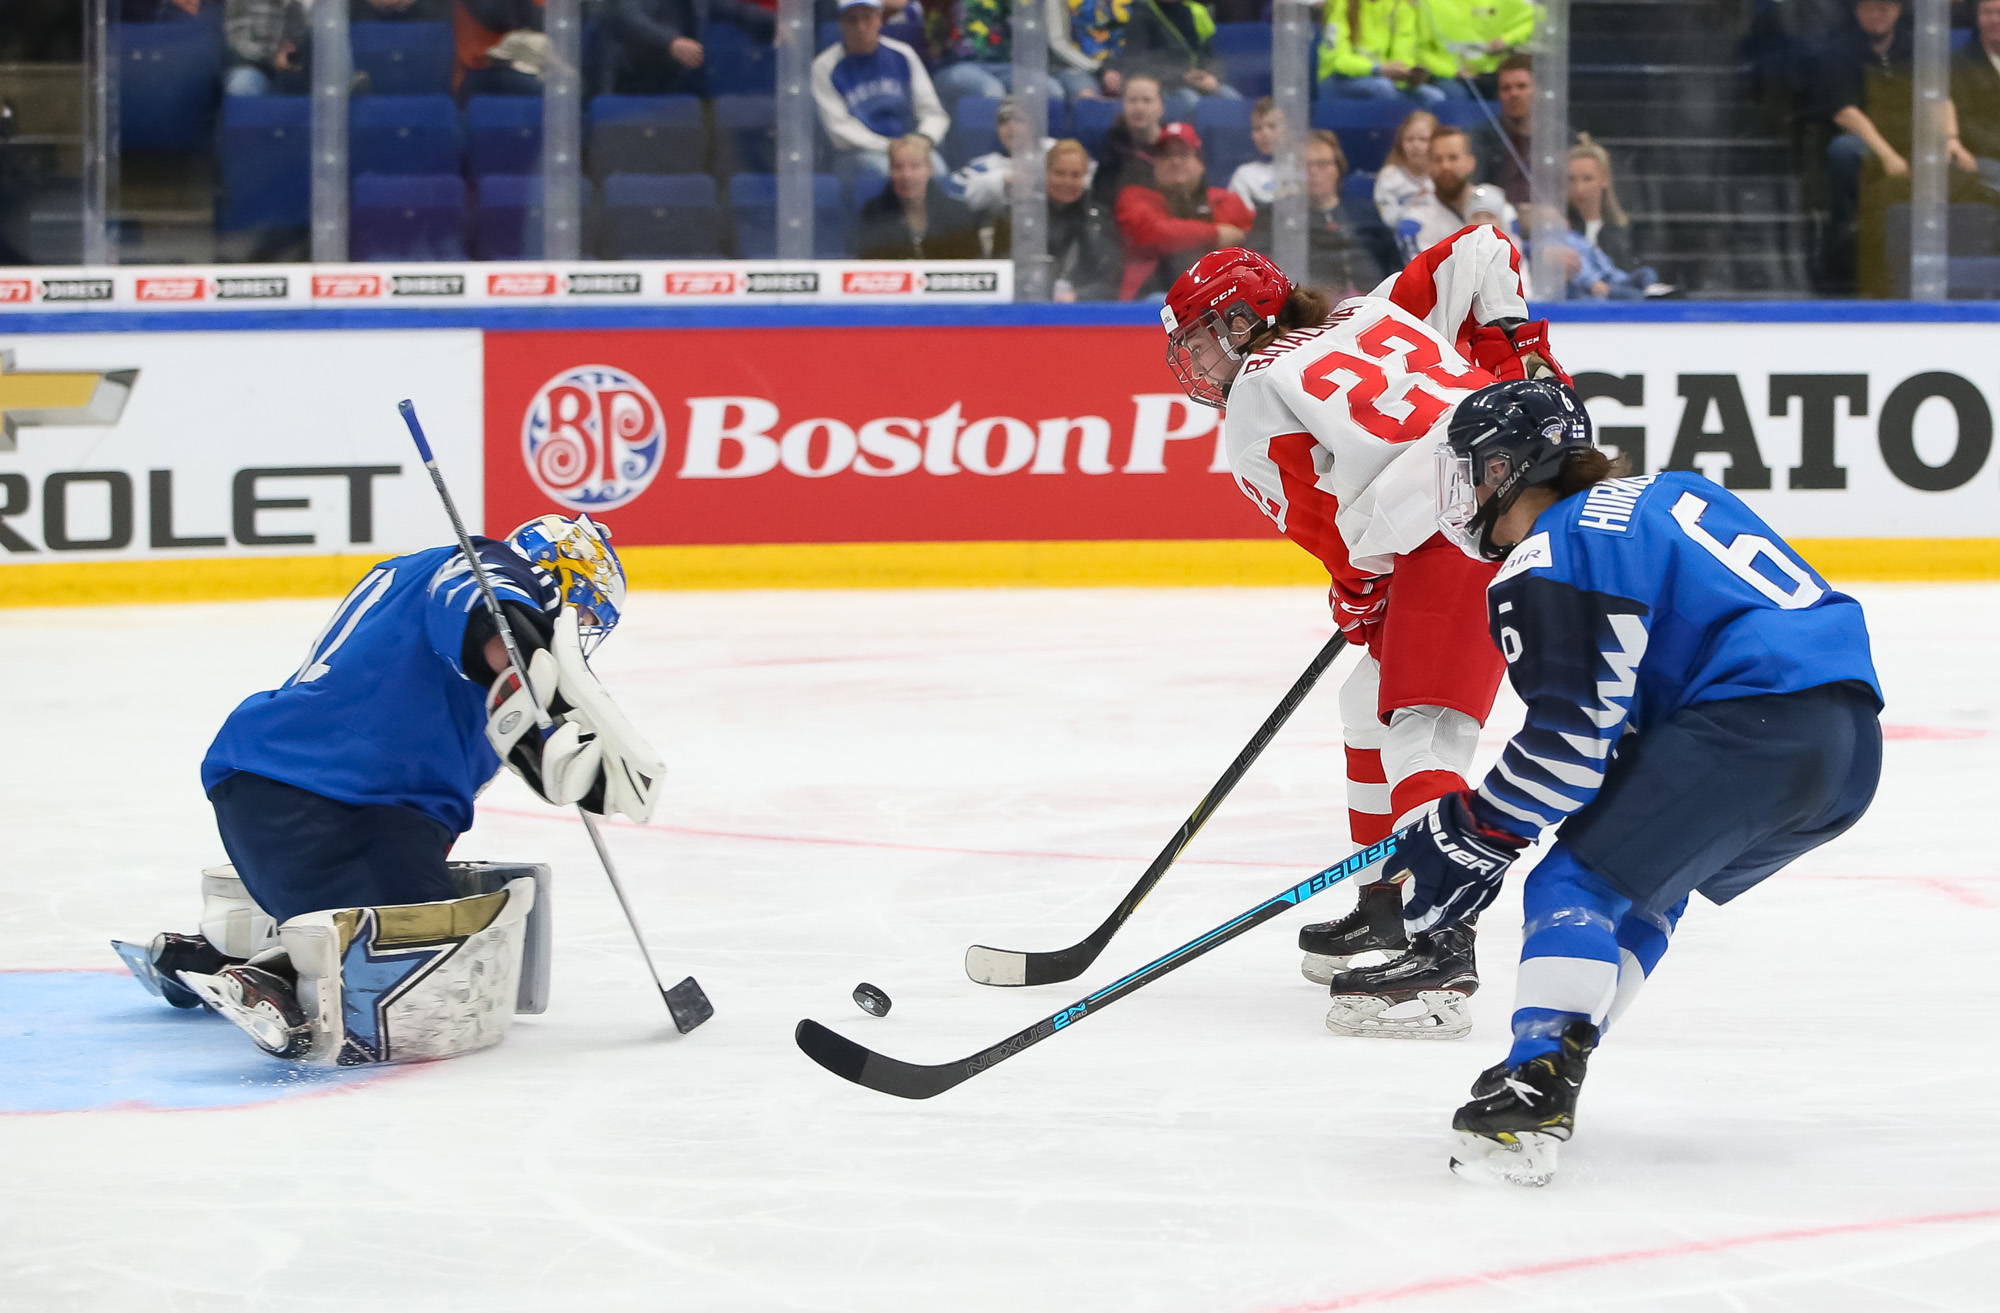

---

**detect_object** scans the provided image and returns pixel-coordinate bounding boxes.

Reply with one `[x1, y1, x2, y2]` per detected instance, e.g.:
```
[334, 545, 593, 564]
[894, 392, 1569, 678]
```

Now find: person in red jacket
[1115, 122, 1254, 299]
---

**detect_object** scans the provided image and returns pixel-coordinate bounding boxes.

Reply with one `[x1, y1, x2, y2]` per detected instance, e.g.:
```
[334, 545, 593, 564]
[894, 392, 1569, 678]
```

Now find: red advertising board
[483, 327, 1273, 544]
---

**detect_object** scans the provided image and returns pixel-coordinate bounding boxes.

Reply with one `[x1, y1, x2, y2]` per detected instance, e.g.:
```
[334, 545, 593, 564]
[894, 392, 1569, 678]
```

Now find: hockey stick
[964, 631, 1348, 987]
[798, 827, 1405, 1099]
[398, 399, 713, 1036]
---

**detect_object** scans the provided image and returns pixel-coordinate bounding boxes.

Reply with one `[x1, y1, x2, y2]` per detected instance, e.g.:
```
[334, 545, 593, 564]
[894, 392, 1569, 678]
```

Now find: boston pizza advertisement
[481, 327, 1270, 544]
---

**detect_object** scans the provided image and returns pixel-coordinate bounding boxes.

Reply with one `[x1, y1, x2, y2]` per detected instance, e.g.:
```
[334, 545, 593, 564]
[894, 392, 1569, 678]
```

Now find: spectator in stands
[1114, 121, 1253, 297]
[601, 0, 774, 94]
[1075, 0, 1128, 97]
[1319, 0, 1447, 106]
[1564, 134, 1669, 296]
[1108, 0, 1238, 122]
[225, 0, 311, 96]
[1047, 138, 1123, 299]
[1392, 122, 1491, 259]
[951, 97, 1071, 216]
[1227, 97, 1284, 211]
[881, 0, 937, 68]
[857, 133, 989, 257]
[934, 0, 1121, 105]
[1421, 0, 1532, 98]
[1949, 0, 2000, 192]
[455, 0, 544, 96]
[1373, 108, 1437, 230]
[1249, 129, 1397, 295]
[1094, 73, 1166, 203]
[123, 0, 203, 20]
[1470, 53, 1533, 205]
[1050, 0, 1110, 100]
[815, 0, 952, 184]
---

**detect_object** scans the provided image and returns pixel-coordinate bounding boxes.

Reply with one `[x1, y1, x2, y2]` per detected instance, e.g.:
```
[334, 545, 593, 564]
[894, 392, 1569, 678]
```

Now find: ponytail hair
[1553, 447, 1632, 495]
[1238, 285, 1334, 358]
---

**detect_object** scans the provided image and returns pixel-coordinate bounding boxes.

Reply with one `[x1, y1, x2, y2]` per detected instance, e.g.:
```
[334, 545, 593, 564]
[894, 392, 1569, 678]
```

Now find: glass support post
[1527, 0, 1570, 301]
[81, 0, 115, 265]
[777, 0, 815, 261]
[1271, 0, 1311, 285]
[311, 0, 351, 262]
[1012, 0, 1051, 298]
[541, 0, 583, 260]
[1909, 0, 1949, 301]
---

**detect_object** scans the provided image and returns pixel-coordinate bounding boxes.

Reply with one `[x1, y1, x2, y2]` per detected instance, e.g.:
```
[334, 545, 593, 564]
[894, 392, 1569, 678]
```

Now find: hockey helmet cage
[506, 513, 628, 653]
[1162, 248, 1294, 408]
[1438, 380, 1595, 562]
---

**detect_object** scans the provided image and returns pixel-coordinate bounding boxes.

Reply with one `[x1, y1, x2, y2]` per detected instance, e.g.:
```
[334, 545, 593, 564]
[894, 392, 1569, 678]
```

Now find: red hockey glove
[1466, 319, 1573, 387]
[1330, 574, 1388, 654]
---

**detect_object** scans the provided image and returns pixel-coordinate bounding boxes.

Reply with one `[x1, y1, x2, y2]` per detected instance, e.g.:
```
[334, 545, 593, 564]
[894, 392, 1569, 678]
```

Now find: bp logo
[522, 365, 666, 511]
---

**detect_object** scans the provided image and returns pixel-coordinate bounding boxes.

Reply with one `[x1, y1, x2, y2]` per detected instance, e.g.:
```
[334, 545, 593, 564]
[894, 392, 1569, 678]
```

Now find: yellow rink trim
[2, 537, 1996, 607]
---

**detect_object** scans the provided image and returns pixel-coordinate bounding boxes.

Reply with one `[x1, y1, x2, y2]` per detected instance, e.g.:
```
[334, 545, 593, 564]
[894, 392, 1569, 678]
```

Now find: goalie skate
[1323, 924, 1478, 1040]
[178, 963, 312, 1060]
[1298, 881, 1407, 985]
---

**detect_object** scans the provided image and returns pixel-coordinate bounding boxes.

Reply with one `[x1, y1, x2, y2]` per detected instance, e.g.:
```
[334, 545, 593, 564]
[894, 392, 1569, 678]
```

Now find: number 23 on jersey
[1299, 318, 1490, 444]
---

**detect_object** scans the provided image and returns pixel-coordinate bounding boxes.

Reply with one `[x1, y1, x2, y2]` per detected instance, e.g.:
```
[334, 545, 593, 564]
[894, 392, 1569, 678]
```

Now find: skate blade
[178, 971, 306, 1059]
[1448, 1130, 1561, 1187]
[1299, 949, 1398, 986]
[1325, 989, 1472, 1040]
[111, 939, 203, 1009]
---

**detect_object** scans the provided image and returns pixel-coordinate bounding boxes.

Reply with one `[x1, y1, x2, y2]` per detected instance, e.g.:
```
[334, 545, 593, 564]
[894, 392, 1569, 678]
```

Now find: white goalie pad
[198, 864, 279, 960]
[280, 876, 538, 1066]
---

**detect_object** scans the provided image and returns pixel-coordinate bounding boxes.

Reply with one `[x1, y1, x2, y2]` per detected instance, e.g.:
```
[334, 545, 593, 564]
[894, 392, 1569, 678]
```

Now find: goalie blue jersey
[1477, 472, 1882, 842]
[201, 541, 557, 835]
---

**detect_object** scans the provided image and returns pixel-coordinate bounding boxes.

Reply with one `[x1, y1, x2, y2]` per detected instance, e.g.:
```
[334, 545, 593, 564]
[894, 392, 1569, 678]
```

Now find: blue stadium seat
[848, 171, 889, 209]
[726, 173, 845, 258]
[349, 21, 454, 96]
[467, 96, 543, 177]
[818, 20, 842, 50]
[351, 173, 467, 260]
[1220, 50, 1273, 101]
[707, 22, 776, 95]
[1342, 167, 1375, 210]
[588, 95, 706, 176]
[1211, 22, 1270, 56]
[1195, 97, 1254, 181]
[117, 16, 222, 153]
[602, 173, 723, 257]
[714, 93, 777, 174]
[948, 96, 1003, 168]
[218, 95, 309, 232]
[351, 95, 463, 175]
[1311, 99, 1420, 173]
[1950, 28, 1974, 54]
[1071, 97, 1120, 159]
[475, 174, 594, 260]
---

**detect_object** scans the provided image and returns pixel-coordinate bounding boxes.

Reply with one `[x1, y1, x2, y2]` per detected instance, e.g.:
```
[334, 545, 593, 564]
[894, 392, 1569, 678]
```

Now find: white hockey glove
[484, 606, 665, 823]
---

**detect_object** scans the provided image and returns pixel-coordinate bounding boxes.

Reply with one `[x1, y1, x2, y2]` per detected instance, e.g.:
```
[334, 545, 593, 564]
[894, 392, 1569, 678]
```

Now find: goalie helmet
[1162, 248, 1293, 408]
[506, 513, 627, 653]
[1438, 380, 1595, 562]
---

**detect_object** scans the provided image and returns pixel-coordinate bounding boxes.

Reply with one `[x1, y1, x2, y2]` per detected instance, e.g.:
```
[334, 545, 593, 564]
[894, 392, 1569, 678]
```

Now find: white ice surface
[3, 584, 1997, 1311]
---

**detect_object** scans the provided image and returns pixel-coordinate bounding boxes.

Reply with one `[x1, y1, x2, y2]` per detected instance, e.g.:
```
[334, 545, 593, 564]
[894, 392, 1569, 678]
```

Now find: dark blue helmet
[1438, 380, 1595, 561]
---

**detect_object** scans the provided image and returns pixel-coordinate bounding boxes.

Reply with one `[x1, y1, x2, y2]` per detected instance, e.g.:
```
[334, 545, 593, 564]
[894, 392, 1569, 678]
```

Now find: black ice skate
[1323, 921, 1478, 1040]
[1448, 1020, 1598, 1187]
[1298, 881, 1408, 985]
[111, 932, 236, 1010]
[177, 963, 312, 1060]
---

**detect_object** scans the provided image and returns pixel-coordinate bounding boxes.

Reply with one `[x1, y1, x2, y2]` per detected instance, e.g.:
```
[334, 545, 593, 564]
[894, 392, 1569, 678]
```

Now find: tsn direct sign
[484, 328, 1268, 543]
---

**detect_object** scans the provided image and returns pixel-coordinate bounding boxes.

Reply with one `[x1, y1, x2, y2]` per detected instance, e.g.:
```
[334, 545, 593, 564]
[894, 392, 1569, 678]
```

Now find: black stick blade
[664, 977, 714, 1034]
[793, 1020, 970, 1100]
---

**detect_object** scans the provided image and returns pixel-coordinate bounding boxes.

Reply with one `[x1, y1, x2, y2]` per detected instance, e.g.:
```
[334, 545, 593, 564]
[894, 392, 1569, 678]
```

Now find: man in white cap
[811, 0, 950, 184]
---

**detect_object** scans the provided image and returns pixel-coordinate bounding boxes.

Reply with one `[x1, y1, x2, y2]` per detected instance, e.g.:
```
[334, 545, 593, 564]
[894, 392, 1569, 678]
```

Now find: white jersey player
[1159, 227, 1573, 1039]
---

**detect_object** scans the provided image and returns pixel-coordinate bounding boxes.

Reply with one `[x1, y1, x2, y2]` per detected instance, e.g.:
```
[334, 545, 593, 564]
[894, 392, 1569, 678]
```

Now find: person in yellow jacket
[1319, 0, 1456, 106]
[1415, 0, 1536, 97]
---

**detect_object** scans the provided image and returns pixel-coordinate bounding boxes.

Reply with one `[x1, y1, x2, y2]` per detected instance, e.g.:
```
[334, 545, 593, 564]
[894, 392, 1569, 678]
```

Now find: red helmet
[1161, 248, 1294, 408]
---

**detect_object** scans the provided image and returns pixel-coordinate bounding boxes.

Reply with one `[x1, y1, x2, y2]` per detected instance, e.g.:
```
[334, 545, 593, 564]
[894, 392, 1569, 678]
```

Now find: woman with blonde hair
[1374, 108, 1437, 230]
[1562, 135, 1667, 298]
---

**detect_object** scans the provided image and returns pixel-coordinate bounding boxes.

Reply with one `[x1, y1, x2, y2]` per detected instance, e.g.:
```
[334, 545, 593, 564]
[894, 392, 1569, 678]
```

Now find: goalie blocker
[121, 862, 552, 1066]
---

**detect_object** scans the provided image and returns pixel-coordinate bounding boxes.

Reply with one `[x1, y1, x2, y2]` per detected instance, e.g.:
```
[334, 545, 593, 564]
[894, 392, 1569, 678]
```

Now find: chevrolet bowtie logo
[0, 350, 139, 450]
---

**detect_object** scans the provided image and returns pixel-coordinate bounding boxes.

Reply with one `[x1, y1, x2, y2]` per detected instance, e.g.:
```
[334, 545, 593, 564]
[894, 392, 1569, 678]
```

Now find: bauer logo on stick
[522, 365, 668, 512]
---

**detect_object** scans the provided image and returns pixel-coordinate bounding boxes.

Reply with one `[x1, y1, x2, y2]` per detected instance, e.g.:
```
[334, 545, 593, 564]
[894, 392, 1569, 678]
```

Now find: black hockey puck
[852, 982, 892, 1017]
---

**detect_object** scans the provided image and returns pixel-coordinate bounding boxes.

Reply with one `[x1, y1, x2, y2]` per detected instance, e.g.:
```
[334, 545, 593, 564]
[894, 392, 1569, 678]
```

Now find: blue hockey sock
[1506, 845, 1631, 1066]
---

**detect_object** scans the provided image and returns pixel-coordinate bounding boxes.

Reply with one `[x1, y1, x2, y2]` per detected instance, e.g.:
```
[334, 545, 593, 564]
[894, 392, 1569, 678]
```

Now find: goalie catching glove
[484, 605, 664, 823]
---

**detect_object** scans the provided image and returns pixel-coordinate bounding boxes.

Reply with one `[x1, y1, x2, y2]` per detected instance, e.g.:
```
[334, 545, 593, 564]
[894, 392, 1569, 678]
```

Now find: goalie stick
[797, 827, 1406, 1099]
[398, 399, 713, 1036]
[965, 631, 1348, 987]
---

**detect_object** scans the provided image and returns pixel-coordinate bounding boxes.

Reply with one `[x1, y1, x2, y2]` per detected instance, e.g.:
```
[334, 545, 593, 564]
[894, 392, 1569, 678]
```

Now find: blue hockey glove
[1389, 791, 1531, 934]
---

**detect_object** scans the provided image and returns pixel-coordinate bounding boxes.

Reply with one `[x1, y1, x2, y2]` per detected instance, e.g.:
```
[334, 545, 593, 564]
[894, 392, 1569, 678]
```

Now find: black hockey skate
[177, 963, 312, 1060]
[1297, 881, 1408, 985]
[1448, 1020, 1598, 1187]
[111, 932, 236, 1010]
[1323, 921, 1478, 1040]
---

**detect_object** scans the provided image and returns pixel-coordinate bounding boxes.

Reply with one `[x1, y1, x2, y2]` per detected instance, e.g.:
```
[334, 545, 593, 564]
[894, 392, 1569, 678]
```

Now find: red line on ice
[478, 806, 1290, 869]
[1255, 1206, 2000, 1312]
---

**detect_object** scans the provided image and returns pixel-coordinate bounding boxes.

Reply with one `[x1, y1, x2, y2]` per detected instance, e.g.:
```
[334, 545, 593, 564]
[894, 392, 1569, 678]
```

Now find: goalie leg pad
[275, 878, 538, 1066]
[198, 864, 280, 960]
[448, 861, 552, 1016]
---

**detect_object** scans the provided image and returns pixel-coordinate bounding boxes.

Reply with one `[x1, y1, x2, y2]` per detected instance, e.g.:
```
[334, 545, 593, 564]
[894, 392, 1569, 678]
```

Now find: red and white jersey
[1222, 225, 1525, 583]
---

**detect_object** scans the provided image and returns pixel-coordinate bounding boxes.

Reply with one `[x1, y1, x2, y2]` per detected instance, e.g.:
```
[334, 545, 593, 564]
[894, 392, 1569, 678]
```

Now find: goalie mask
[507, 514, 626, 654]
[1162, 248, 1293, 409]
[1438, 380, 1595, 562]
